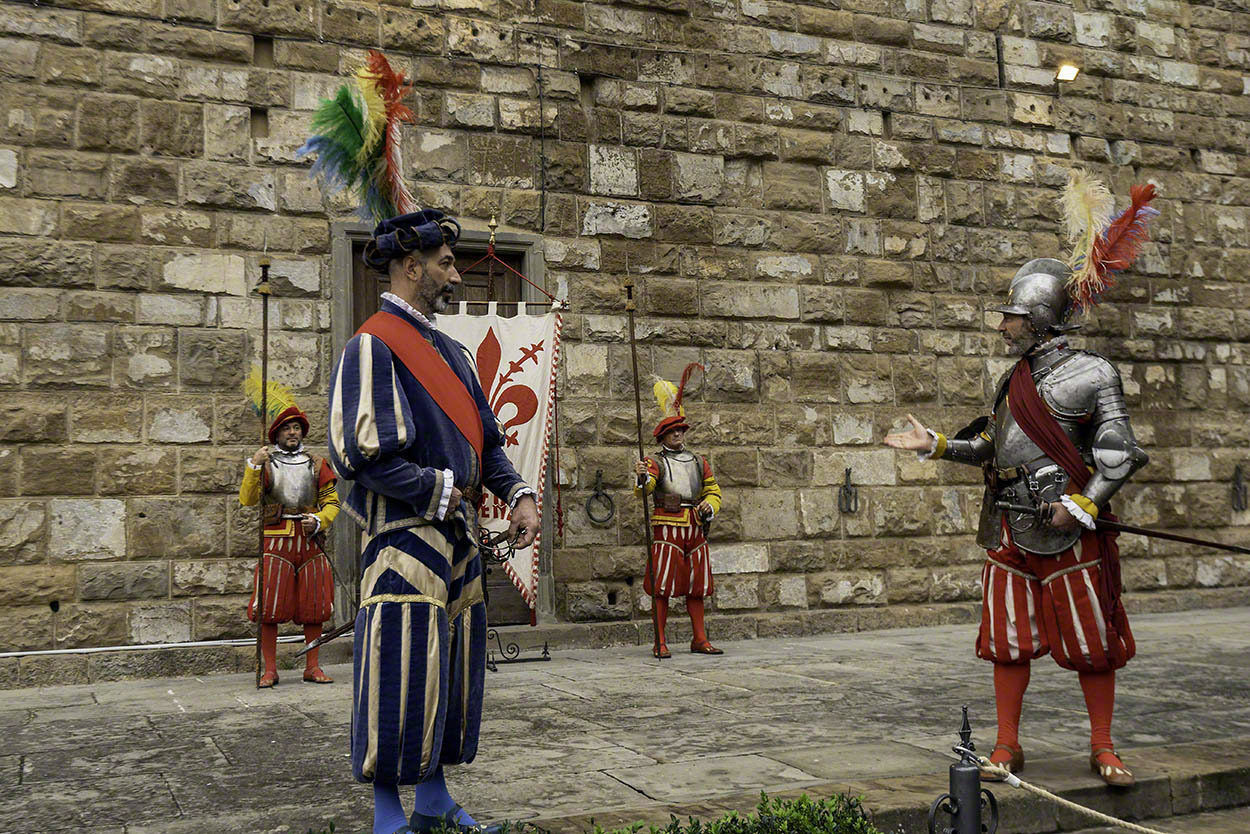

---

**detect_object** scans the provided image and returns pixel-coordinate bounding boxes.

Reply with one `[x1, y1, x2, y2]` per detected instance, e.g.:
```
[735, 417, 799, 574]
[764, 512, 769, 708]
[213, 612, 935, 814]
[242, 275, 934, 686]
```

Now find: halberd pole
[624, 271, 661, 660]
[254, 250, 272, 689]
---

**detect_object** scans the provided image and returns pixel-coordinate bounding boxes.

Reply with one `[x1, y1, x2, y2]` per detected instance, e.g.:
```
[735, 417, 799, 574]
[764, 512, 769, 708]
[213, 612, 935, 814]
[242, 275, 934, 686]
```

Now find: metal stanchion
[929, 706, 998, 834]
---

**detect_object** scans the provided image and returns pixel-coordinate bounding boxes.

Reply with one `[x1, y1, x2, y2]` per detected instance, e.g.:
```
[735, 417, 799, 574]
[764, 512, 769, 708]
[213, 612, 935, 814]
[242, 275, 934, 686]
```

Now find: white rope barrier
[976, 757, 1174, 834]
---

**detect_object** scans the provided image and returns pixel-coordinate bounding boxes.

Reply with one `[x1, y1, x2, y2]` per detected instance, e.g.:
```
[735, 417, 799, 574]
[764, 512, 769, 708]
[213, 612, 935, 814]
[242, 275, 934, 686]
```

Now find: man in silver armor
[885, 258, 1147, 788]
[634, 366, 725, 657]
[240, 401, 340, 687]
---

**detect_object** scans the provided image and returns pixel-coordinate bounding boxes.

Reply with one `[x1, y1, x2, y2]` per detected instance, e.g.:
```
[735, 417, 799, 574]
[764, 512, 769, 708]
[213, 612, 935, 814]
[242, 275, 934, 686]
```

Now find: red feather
[364, 51, 417, 215]
[673, 363, 705, 413]
[1091, 183, 1157, 280]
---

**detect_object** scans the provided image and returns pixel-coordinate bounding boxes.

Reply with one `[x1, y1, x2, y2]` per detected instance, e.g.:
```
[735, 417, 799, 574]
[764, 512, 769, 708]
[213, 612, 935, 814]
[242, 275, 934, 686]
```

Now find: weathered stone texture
[0, 0, 1246, 656]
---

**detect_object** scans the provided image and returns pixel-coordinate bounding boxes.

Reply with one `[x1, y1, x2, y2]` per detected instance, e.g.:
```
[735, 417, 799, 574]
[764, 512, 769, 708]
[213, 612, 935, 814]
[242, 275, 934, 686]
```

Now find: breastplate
[654, 450, 702, 504]
[267, 451, 317, 509]
[991, 349, 1097, 555]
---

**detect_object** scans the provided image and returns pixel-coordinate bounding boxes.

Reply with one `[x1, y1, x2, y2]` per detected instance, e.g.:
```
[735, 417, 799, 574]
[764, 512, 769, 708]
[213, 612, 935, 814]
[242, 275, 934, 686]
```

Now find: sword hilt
[995, 500, 1054, 523]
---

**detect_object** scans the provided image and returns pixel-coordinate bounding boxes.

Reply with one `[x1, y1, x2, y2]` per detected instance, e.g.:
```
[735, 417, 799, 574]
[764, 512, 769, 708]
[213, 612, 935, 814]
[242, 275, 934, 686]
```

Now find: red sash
[1007, 360, 1126, 630]
[356, 311, 484, 464]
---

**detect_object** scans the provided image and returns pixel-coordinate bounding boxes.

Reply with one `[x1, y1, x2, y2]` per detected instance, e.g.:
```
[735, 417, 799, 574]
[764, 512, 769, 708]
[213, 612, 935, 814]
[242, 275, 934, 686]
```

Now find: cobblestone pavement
[2, 608, 1248, 834]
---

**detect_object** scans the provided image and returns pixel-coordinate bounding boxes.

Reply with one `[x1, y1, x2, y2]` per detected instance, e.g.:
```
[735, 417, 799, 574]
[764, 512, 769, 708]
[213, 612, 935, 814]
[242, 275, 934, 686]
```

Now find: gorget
[267, 447, 317, 509]
[654, 448, 702, 504]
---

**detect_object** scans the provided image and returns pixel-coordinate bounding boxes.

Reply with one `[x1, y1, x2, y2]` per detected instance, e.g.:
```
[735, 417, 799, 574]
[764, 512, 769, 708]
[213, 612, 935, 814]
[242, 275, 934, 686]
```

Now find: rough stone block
[737, 489, 799, 540]
[117, 327, 176, 389]
[21, 447, 97, 496]
[183, 162, 276, 211]
[135, 294, 204, 327]
[128, 497, 226, 558]
[179, 330, 246, 388]
[49, 499, 126, 561]
[191, 596, 251, 640]
[0, 501, 47, 565]
[710, 543, 769, 574]
[79, 562, 169, 602]
[814, 448, 897, 486]
[715, 574, 760, 610]
[817, 571, 886, 605]
[581, 200, 653, 239]
[0, 606, 52, 652]
[673, 153, 725, 203]
[98, 448, 178, 496]
[218, 0, 319, 37]
[130, 600, 193, 644]
[147, 396, 212, 444]
[76, 94, 140, 152]
[23, 324, 111, 388]
[702, 283, 799, 320]
[173, 559, 253, 596]
[589, 145, 639, 197]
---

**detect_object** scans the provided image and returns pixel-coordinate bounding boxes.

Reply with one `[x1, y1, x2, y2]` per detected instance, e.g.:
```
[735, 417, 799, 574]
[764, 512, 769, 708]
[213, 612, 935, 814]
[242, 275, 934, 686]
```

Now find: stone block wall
[1, 0, 1249, 658]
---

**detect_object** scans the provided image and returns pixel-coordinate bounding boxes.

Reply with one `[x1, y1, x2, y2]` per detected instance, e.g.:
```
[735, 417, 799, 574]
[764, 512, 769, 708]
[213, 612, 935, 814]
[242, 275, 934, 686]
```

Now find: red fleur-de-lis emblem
[475, 328, 544, 447]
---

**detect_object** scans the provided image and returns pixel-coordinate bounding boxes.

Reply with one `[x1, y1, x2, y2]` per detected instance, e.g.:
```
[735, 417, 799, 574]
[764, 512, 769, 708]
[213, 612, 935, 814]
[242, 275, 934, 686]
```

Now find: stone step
[526, 736, 1250, 834]
[1067, 806, 1249, 833]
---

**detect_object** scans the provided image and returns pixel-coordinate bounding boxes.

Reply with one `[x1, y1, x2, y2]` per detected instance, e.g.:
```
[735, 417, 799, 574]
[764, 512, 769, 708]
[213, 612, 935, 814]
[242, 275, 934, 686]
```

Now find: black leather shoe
[410, 807, 504, 834]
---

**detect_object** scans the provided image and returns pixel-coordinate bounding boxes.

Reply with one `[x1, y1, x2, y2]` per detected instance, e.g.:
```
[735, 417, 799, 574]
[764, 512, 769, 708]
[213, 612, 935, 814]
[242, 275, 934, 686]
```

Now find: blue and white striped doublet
[351, 522, 486, 785]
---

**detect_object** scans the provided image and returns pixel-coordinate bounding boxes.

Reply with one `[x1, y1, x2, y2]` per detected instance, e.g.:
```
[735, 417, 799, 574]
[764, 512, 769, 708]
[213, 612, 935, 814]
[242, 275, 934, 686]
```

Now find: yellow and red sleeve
[313, 459, 340, 531]
[698, 456, 722, 515]
[633, 457, 660, 498]
[239, 463, 262, 507]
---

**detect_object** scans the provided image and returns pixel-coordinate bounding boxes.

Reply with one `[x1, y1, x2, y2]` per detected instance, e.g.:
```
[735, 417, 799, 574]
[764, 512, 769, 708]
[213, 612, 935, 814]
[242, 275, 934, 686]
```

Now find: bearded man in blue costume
[328, 209, 540, 834]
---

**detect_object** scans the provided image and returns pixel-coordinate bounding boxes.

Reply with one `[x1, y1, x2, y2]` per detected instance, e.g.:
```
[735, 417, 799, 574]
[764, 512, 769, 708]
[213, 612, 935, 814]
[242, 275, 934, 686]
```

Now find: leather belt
[995, 466, 1023, 482]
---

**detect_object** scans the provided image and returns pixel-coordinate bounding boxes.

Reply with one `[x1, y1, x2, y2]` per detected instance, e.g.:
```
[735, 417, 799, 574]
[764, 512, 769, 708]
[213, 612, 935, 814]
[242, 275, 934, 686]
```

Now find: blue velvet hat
[363, 209, 461, 271]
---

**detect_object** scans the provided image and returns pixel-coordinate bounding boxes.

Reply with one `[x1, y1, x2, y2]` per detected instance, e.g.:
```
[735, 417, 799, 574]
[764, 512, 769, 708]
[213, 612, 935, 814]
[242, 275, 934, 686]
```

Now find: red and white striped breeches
[247, 527, 334, 625]
[976, 526, 1134, 673]
[643, 522, 712, 599]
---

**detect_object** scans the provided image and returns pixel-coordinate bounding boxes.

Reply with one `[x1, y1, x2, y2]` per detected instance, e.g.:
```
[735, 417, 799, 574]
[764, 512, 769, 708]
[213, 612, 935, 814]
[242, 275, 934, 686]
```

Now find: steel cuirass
[943, 337, 1147, 555]
[654, 449, 702, 505]
[266, 449, 318, 510]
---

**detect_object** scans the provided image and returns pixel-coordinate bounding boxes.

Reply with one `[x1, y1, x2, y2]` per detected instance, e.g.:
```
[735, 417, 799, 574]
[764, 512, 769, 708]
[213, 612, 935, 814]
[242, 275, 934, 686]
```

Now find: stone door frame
[329, 220, 556, 624]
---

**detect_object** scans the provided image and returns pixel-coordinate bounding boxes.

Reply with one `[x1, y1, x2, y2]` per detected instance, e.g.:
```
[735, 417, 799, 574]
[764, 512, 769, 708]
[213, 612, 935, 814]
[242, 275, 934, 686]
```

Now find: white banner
[442, 302, 562, 613]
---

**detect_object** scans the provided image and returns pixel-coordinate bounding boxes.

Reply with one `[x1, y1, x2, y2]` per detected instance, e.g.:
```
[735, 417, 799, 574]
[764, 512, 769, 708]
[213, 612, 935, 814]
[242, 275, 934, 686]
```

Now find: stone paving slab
[2, 608, 1249, 833]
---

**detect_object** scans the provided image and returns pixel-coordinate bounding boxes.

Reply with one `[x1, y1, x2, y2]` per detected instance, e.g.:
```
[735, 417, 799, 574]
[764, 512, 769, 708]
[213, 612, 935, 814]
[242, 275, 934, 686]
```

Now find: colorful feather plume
[653, 363, 705, 419]
[297, 50, 417, 224]
[244, 367, 298, 424]
[653, 379, 679, 419]
[1061, 170, 1159, 312]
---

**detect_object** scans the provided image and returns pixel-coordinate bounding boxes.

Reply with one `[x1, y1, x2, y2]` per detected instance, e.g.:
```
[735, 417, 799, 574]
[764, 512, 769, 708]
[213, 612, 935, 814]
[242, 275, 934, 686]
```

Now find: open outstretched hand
[883, 414, 933, 451]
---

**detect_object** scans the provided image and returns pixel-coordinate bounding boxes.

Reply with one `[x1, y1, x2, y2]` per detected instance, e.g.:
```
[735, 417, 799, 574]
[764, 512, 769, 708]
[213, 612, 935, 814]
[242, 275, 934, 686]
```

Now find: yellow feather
[653, 379, 679, 418]
[353, 69, 387, 164]
[244, 367, 298, 422]
[1060, 169, 1114, 291]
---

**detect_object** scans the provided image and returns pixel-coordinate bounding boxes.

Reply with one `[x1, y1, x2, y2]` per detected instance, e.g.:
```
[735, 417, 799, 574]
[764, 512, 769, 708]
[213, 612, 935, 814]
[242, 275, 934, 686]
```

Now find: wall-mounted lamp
[1055, 64, 1080, 82]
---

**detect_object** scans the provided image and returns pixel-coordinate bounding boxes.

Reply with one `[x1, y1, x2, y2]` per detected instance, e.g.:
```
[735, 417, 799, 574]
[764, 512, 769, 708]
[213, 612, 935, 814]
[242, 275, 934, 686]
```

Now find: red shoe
[303, 666, 333, 684]
[690, 639, 723, 655]
[653, 643, 671, 659]
[258, 671, 279, 688]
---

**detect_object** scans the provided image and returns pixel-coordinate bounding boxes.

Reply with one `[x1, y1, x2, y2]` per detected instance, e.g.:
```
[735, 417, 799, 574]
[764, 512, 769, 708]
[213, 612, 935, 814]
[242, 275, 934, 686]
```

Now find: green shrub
[503, 793, 884, 834]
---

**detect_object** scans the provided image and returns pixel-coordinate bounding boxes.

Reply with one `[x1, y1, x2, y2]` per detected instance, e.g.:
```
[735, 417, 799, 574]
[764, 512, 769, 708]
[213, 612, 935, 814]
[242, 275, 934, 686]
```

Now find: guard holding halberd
[634, 363, 724, 658]
[240, 371, 341, 688]
[885, 172, 1159, 789]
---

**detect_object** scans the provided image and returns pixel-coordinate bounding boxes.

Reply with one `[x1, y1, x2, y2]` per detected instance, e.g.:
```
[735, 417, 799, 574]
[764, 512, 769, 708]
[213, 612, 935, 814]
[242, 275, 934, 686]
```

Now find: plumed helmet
[990, 258, 1077, 335]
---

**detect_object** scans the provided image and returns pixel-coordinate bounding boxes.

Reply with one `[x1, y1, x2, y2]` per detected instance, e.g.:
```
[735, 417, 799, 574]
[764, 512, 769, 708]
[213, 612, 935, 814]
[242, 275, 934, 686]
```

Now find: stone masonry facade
[2, 0, 1250, 680]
